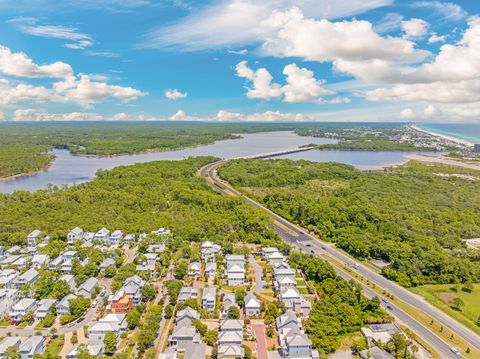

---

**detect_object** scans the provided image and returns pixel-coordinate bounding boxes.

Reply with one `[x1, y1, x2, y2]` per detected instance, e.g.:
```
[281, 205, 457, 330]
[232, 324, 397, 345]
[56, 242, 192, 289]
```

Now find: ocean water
[417, 123, 480, 144]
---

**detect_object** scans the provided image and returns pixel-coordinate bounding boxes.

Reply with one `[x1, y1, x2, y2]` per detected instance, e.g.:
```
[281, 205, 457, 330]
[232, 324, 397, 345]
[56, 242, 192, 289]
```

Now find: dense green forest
[0, 157, 278, 246]
[289, 251, 392, 355]
[219, 159, 480, 287]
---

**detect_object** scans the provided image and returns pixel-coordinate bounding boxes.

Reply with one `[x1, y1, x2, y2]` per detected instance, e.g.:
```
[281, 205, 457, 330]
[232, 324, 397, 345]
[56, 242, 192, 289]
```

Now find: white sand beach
[411, 125, 474, 147]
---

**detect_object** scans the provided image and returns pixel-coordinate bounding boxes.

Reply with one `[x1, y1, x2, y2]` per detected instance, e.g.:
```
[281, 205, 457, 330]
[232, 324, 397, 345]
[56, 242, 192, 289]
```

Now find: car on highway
[382, 298, 389, 304]
[67, 322, 75, 327]
[386, 304, 393, 310]
[450, 347, 460, 356]
[305, 243, 311, 247]
[310, 250, 315, 254]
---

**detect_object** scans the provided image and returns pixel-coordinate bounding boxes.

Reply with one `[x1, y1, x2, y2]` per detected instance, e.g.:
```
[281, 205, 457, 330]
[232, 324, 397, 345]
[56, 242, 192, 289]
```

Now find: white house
[0, 288, 19, 318]
[48, 256, 63, 271]
[178, 287, 199, 303]
[261, 247, 279, 257]
[205, 262, 216, 278]
[27, 230, 41, 247]
[67, 227, 84, 245]
[31, 254, 50, 269]
[284, 333, 314, 359]
[67, 344, 103, 358]
[244, 293, 261, 316]
[94, 228, 110, 242]
[168, 325, 200, 351]
[88, 313, 127, 344]
[10, 298, 37, 322]
[0, 269, 19, 289]
[176, 307, 200, 327]
[222, 293, 237, 317]
[60, 274, 76, 291]
[267, 251, 285, 266]
[225, 264, 245, 286]
[202, 287, 216, 312]
[187, 262, 201, 279]
[76, 277, 99, 298]
[0, 337, 22, 357]
[15, 268, 39, 289]
[19, 336, 45, 359]
[152, 228, 171, 237]
[123, 234, 135, 244]
[57, 294, 77, 315]
[35, 299, 56, 320]
[217, 344, 244, 359]
[110, 230, 123, 245]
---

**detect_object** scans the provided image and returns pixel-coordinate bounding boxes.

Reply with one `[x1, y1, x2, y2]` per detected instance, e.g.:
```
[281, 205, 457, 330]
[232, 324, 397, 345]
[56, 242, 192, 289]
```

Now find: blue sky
[0, 0, 479, 122]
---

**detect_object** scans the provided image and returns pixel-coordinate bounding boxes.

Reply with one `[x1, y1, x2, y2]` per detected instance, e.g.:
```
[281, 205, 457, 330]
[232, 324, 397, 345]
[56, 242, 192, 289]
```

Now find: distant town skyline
[0, 0, 479, 122]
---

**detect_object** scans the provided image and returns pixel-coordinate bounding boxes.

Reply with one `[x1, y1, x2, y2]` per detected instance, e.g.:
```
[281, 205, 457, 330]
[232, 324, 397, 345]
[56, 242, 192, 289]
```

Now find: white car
[450, 347, 460, 356]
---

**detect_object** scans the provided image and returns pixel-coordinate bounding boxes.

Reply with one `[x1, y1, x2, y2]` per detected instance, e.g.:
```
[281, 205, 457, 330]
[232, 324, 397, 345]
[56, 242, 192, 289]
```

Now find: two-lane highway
[200, 159, 480, 359]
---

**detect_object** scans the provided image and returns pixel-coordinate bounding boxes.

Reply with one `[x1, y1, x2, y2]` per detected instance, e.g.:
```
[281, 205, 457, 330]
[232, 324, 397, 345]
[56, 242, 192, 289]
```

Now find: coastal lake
[0, 131, 438, 193]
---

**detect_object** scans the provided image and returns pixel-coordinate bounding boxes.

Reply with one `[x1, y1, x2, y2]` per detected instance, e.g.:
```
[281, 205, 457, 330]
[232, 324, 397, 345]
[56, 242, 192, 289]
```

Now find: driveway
[252, 321, 268, 359]
[248, 255, 264, 294]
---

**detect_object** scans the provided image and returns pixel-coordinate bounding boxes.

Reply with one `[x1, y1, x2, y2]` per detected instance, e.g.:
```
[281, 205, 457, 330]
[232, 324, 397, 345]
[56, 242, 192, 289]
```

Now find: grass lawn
[298, 287, 309, 295]
[0, 321, 10, 328]
[17, 322, 28, 328]
[46, 335, 65, 356]
[410, 283, 480, 335]
[296, 279, 306, 286]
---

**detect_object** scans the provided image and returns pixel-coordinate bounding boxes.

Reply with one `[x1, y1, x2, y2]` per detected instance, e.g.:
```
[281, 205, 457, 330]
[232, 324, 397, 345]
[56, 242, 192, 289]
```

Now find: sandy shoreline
[411, 124, 474, 147]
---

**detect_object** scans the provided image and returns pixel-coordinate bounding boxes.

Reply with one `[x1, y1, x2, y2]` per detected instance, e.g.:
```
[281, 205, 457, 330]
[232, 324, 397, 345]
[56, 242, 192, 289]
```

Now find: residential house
[135, 263, 156, 277]
[0, 269, 19, 289]
[60, 274, 76, 291]
[178, 287, 199, 303]
[218, 331, 243, 346]
[121, 276, 145, 305]
[219, 319, 243, 332]
[225, 255, 244, 267]
[158, 348, 178, 359]
[225, 264, 245, 286]
[6, 246, 21, 255]
[244, 293, 261, 316]
[261, 247, 279, 258]
[27, 230, 41, 247]
[63, 251, 79, 260]
[123, 234, 135, 244]
[187, 262, 201, 279]
[99, 258, 115, 270]
[202, 287, 216, 312]
[82, 232, 95, 242]
[110, 230, 123, 245]
[184, 342, 206, 359]
[276, 276, 297, 291]
[48, 256, 63, 271]
[149, 244, 166, 255]
[222, 293, 237, 317]
[94, 228, 110, 242]
[88, 313, 127, 344]
[217, 344, 244, 359]
[35, 299, 56, 320]
[67, 344, 103, 358]
[283, 333, 314, 359]
[15, 268, 39, 289]
[279, 288, 311, 317]
[10, 298, 37, 322]
[76, 277, 99, 298]
[67, 227, 84, 245]
[57, 294, 77, 315]
[201, 241, 221, 262]
[205, 262, 216, 278]
[267, 251, 285, 266]
[19, 336, 45, 359]
[0, 289, 19, 318]
[31, 254, 49, 269]
[0, 337, 22, 357]
[107, 291, 132, 313]
[274, 267, 296, 283]
[176, 307, 200, 327]
[152, 227, 171, 237]
[145, 253, 158, 266]
[168, 325, 200, 351]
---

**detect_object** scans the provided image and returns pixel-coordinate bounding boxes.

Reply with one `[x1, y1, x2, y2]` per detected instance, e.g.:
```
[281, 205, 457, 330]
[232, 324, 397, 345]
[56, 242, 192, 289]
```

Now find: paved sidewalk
[59, 331, 73, 358]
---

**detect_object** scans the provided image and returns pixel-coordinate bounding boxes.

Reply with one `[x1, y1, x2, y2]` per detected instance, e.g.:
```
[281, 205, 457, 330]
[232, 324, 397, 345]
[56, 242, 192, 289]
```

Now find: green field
[410, 284, 480, 335]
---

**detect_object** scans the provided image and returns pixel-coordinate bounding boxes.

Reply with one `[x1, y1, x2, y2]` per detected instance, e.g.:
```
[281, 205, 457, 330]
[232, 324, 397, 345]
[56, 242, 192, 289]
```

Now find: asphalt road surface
[200, 160, 480, 359]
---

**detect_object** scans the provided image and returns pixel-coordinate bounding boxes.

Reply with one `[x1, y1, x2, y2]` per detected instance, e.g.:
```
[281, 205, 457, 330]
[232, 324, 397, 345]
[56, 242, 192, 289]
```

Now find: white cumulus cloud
[165, 89, 187, 100]
[401, 18, 429, 39]
[236, 61, 333, 103]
